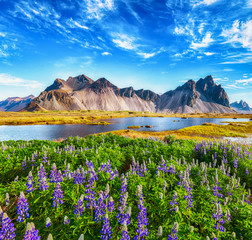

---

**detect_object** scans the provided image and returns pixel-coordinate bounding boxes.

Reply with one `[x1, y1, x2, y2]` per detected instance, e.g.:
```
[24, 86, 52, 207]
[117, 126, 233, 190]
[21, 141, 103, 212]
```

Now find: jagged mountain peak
[231, 100, 251, 111]
[66, 74, 94, 91]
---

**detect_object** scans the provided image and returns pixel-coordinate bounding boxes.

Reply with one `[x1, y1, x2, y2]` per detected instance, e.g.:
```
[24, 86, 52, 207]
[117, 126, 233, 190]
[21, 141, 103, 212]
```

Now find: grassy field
[104, 121, 252, 141]
[0, 110, 251, 126]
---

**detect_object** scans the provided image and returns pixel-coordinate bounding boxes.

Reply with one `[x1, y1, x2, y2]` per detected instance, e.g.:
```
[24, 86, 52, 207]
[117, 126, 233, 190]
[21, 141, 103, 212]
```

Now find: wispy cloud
[101, 52, 112, 56]
[193, 0, 220, 7]
[224, 84, 245, 89]
[204, 52, 215, 56]
[235, 78, 252, 86]
[0, 73, 44, 89]
[221, 19, 252, 51]
[112, 34, 137, 50]
[85, 0, 115, 20]
[190, 32, 214, 49]
[136, 52, 156, 59]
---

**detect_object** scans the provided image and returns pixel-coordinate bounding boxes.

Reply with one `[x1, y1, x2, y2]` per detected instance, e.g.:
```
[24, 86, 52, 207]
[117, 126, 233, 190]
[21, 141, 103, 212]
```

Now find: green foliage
[0, 134, 251, 239]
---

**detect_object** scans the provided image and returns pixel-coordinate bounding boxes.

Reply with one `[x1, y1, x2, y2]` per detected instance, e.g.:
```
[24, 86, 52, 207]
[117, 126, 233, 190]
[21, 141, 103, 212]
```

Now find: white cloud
[0, 32, 6, 37]
[235, 78, 252, 86]
[221, 19, 252, 51]
[73, 21, 88, 30]
[86, 0, 115, 20]
[193, 0, 219, 7]
[101, 52, 112, 56]
[224, 84, 245, 89]
[112, 34, 137, 50]
[190, 32, 214, 49]
[223, 68, 233, 72]
[137, 52, 156, 59]
[174, 26, 185, 35]
[0, 73, 44, 89]
[247, 0, 252, 8]
[204, 52, 215, 56]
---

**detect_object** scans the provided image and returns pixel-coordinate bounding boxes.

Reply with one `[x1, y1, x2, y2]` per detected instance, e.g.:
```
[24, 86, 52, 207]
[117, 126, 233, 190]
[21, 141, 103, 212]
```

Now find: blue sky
[0, 0, 252, 105]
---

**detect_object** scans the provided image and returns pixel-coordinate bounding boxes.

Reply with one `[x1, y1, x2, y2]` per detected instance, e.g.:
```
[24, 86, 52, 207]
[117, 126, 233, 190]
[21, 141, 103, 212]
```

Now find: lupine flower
[120, 222, 130, 240]
[52, 183, 64, 208]
[46, 217, 51, 227]
[0, 213, 16, 240]
[14, 176, 19, 182]
[101, 214, 112, 240]
[64, 216, 70, 225]
[168, 222, 179, 240]
[42, 153, 48, 163]
[245, 168, 249, 175]
[157, 226, 163, 237]
[63, 163, 70, 177]
[26, 174, 35, 194]
[213, 203, 225, 232]
[47, 233, 53, 240]
[133, 185, 149, 240]
[107, 197, 115, 212]
[17, 191, 30, 222]
[169, 191, 178, 212]
[74, 194, 84, 217]
[5, 193, 9, 206]
[49, 163, 58, 183]
[22, 158, 27, 171]
[23, 222, 40, 240]
[94, 191, 106, 223]
[117, 177, 128, 224]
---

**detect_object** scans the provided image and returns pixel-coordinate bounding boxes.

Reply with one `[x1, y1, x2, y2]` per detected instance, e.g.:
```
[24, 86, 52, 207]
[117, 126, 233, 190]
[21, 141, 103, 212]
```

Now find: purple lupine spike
[52, 183, 64, 208]
[120, 222, 130, 240]
[56, 170, 63, 183]
[0, 213, 16, 240]
[245, 168, 249, 175]
[107, 197, 115, 212]
[74, 194, 84, 217]
[64, 216, 70, 225]
[94, 191, 106, 223]
[63, 163, 70, 177]
[23, 222, 40, 240]
[117, 177, 128, 224]
[168, 222, 179, 240]
[49, 163, 58, 183]
[133, 185, 149, 240]
[212, 203, 225, 233]
[5, 193, 10, 206]
[101, 214, 112, 240]
[42, 153, 48, 163]
[22, 158, 27, 171]
[169, 191, 178, 212]
[46, 217, 51, 228]
[40, 177, 49, 191]
[17, 191, 30, 222]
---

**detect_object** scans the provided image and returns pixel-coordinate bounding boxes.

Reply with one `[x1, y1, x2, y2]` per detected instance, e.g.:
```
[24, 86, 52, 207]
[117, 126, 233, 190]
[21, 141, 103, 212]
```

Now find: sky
[0, 0, 252, 105]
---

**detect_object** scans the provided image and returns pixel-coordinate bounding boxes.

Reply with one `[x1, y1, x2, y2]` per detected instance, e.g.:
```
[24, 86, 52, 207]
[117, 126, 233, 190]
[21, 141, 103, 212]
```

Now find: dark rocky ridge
[23, 74, 234, 113]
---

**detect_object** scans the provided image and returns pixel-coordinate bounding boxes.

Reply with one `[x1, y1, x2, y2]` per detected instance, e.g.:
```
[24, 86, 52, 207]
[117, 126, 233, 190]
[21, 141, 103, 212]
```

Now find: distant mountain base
[0, 95, 35, 112]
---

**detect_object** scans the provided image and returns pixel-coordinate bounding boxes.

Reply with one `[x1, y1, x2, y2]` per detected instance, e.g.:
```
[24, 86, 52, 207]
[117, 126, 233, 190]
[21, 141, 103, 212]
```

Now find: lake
[0, 117, 250, 141]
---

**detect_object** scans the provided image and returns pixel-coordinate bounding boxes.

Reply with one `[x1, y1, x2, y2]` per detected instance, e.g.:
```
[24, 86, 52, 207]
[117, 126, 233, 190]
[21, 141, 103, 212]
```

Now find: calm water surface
[0, 117, 250, 141]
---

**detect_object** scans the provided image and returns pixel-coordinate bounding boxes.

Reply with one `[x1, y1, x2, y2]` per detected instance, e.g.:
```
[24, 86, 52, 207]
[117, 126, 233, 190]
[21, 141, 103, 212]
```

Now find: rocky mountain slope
[0, 95, 35, 112]
[231, 100, 252, 113]
[25, 74, 234, 113]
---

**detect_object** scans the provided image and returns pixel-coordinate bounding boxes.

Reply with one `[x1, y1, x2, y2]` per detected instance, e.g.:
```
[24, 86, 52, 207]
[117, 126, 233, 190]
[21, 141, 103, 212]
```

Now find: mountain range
[230, 100, 252, 113]
[0, 95, 35, 112]
[0, 74, 241, 113]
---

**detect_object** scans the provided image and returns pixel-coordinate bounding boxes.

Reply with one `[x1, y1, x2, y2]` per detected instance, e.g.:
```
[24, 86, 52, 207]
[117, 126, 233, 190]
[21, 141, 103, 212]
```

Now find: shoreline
[0, 110, 251, 126]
